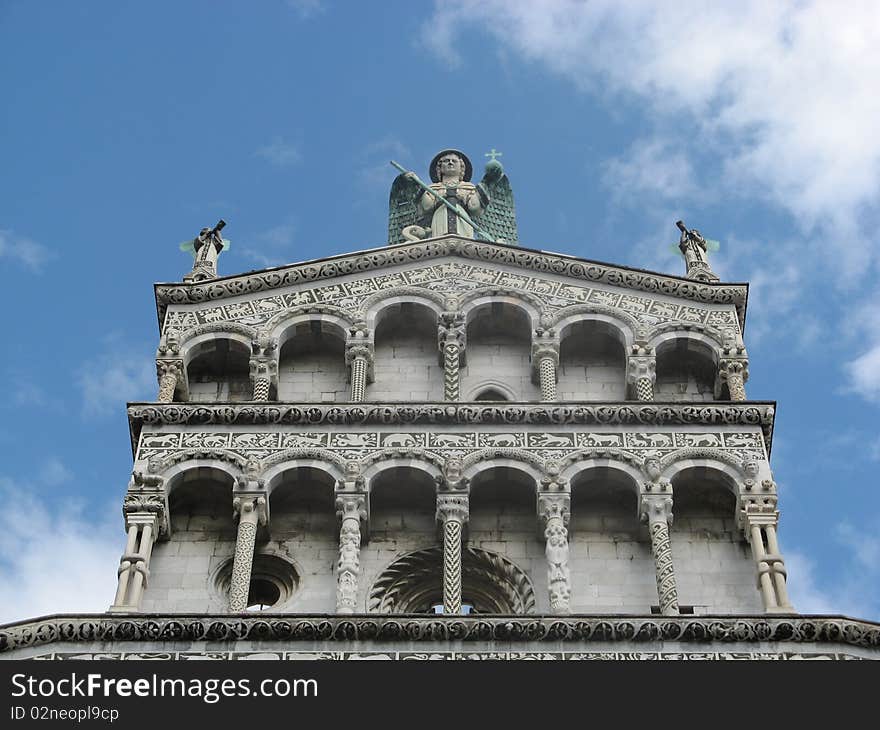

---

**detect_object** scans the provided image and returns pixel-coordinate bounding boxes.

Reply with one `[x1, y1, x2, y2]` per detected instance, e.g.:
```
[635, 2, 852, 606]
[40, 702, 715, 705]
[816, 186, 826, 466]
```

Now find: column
[438, 312, 466, 401]
[345, 342, 373, 402]
[640, 494, 680, 615]
[742, 505, 793, 613]
[538, 493, 571, 614]
[436, 493, 469, 614]
[156, 360, 184, 403]
[627, 348, 656, 402]
[111, 491, 166, 611]
[531, 334, 560, 402]
[229, 494, 268, 612]
[335, 493, 367, 613]
[718, 357, 749, 401]
[249, 335, 278, 401]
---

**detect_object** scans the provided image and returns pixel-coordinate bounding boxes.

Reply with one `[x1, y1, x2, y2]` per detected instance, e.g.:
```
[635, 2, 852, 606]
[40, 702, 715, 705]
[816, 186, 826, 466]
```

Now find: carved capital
[232, 493, 269, 526]
[122, 491, 168, 537]
[335, 493, 367, 523]
[531, 335, 560, 367]
[438, 311, 467, 358]
[537, 492, 570, 528]
[436, 493, 469, 525]
[156, 358, 184, 380]
[640, 494, 674, 525]
[626, 353, 657, 384]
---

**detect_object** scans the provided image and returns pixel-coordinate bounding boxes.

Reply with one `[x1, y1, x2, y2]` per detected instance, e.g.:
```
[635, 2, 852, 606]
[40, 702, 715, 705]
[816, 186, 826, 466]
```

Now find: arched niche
[185, 337, 252, 402]
[461, 301, 539, 401]
[276, 319, 348, 402]
[266, 466, 338, 540]
[655, 336, 719, 402]
[468, 465, 538, 538]
[367, 465, 437, 540]
[557, 319, 627, 401]
[568, 465, 654, 614]
[371, 301, 442, 401]
[668, 465, 761, 614]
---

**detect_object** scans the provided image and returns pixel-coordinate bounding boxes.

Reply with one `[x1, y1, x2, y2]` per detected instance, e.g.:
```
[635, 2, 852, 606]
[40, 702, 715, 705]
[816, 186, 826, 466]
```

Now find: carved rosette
[640, 494, 679, 616]
[335, 494, 367, 614]
[538, 493, 571, 614]
[438, 312, 466, 401]
[156, 360, 185, 403]
[436, 493, 469, 614]
[229, 495, 268, 612]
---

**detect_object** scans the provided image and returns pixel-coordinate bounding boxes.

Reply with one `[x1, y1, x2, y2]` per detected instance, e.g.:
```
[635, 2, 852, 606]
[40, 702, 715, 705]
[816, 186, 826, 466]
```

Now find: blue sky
[1, 1, 879, 623]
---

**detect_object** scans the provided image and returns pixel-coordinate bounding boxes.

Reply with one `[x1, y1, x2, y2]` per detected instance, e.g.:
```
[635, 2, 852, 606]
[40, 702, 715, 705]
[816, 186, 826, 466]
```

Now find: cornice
[153, 236, 749, 331]
[1, 614, 877, 654]
[126, 401, 776, 458]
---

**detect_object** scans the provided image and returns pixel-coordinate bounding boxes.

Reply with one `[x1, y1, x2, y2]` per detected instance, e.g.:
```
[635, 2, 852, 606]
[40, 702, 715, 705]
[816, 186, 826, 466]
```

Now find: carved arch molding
[368, 547, 536, 615]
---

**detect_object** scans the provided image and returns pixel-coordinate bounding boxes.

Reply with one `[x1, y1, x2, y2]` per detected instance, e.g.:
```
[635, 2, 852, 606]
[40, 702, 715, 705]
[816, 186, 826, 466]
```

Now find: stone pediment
[155, 236, 748, 345]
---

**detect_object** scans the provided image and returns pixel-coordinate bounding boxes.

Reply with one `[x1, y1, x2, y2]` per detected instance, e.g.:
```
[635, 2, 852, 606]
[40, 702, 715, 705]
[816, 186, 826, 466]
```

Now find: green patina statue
[388, 149, 517, 246]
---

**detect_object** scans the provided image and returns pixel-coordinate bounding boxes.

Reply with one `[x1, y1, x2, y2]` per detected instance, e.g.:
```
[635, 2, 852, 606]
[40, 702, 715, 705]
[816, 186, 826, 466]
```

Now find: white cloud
[602, 138, 699, 203]
[783, 551, 838, 615]
[39, 458, 72, 487]
[286, 0, 324, 20]
[358, 136, 412, 193]
[255, 137, 302, 167]
[0, 477, 120, 624]
[0, 228, 53, 272]
[241, 220, 297, 268]
[425, 1, 880, 274]
[77, 337, 156, 418]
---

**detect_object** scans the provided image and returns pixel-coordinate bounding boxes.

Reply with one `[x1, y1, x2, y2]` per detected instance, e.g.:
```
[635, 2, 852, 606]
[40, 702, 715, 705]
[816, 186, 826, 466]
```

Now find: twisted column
[111, 487, 166, 611]
[640, 494, 679, 615]
[438, 312, 466, 401]
[538, 493, 571, 614]
[742, 505, 793, 613]
[156, 360, 184, 403]
[229, 494, 268, 612]
[436, 493, 469, 615]
[335, 493, 366, 613]
[627, 348, 656, 402]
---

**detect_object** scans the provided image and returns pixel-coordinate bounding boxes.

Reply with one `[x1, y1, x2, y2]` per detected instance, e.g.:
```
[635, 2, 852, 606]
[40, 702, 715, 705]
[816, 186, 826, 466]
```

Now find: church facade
[2, 150, 878, 660]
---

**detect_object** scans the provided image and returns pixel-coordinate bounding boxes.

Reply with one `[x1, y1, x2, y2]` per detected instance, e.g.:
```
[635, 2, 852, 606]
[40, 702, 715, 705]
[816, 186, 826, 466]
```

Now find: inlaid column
[249, 335, 278, 401]
[111, 489, 166, 611]
[627, 347, 656, 402]
[719, 358, 749, 401]
[229, 494, 268, 612]
[436, 493, 469, 614]
[335, 493, 367, 613]
[438, 312, 466, 401]
[532, 333, 560, 402]
[640, 494, 680, 615]
[742, 504, 793, 613]
[156, 360, 184, 403]
[538, 492, 571, 614]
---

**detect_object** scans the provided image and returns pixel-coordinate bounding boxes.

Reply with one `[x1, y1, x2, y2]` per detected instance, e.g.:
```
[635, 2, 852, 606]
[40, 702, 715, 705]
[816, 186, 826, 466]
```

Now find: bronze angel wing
[387, 173, 424, 245]
[476, 163, 518, 244]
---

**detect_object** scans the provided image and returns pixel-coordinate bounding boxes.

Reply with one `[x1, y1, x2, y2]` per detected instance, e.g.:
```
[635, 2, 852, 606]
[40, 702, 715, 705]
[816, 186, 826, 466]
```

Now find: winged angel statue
[387, 149, 518, 245]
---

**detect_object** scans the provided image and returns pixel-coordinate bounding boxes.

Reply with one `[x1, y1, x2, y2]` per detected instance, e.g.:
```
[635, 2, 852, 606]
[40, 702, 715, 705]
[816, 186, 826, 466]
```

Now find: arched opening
[141, 466, 236, 613]
[557, 320, 627, 400]
[266, 466, 337, 612]
[368, 546, 536, 614]
[569, 466, 654, 613]
[276, 321, 348, 402]
[462, 302, 538, 400]
[371, 302, 442, 400]
[474, 388, 510, 401]
[670, 466, 759, 613]
[186, 339, 251, 402]
[369, 466, 437, 540]
[655, 338, 718, 401]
